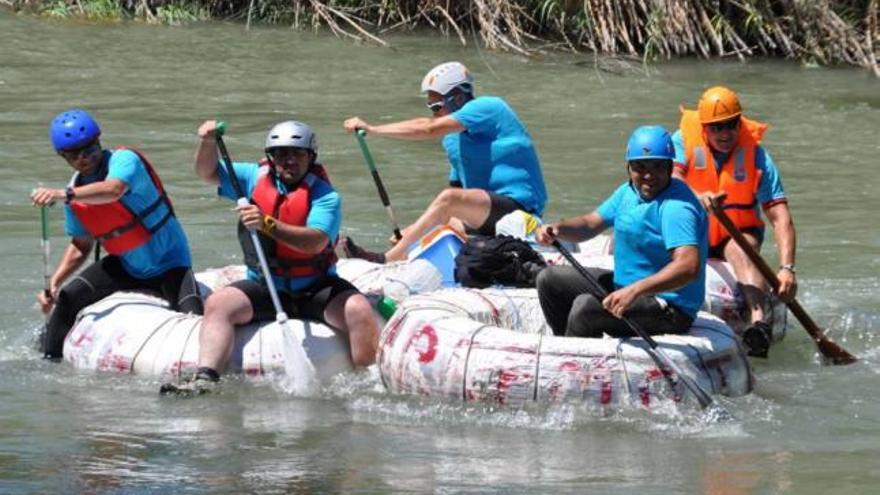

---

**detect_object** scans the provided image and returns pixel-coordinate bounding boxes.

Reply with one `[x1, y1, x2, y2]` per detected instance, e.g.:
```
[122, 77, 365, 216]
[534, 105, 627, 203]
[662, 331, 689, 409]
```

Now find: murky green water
[1, 11, 879, 494]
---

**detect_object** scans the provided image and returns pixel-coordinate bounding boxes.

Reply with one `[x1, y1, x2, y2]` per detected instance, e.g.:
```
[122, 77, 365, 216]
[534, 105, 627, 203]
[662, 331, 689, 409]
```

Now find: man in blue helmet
[30, 109, 202, 360]
[341, 61, 548, 263]
[534, 126, 708, 338]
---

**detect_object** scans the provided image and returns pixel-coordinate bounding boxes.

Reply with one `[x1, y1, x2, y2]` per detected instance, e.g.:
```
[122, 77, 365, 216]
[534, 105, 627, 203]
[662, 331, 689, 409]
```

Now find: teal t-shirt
[442, 96, 548, 216]
[596, 179, 708, 318]
[65, 149, 192, 279]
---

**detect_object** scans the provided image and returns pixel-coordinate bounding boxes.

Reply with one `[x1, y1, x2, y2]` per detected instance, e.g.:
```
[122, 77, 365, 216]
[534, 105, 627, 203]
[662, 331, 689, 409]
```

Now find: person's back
[442, 95, 547, 216]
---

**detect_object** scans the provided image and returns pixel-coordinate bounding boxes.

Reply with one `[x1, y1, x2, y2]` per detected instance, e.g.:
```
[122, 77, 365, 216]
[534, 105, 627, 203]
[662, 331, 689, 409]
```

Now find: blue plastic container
[407, 226, 465, 287]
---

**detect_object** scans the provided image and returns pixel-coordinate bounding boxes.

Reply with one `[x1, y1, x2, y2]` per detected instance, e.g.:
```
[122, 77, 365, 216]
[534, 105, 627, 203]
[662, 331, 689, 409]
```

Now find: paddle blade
[818, 338, 859, 365]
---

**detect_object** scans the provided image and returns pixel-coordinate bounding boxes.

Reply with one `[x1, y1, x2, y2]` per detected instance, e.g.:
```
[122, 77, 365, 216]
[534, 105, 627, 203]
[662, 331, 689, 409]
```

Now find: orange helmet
[698, 86, 742, 124]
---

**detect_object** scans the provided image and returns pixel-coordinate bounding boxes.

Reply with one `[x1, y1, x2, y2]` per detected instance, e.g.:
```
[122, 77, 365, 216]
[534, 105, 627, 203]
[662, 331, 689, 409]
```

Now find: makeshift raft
[63, 235, 777, 405]
[376, 287, 753, 408]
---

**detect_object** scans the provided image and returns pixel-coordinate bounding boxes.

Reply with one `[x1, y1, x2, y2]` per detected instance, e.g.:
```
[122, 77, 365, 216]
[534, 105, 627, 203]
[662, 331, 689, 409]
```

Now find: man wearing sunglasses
[29, 109, 203, 360]
[534, 126, 707, 340]
[341, 61, 548, 264]
[673, 86, 797, 358]
[167, 120, 378, 395]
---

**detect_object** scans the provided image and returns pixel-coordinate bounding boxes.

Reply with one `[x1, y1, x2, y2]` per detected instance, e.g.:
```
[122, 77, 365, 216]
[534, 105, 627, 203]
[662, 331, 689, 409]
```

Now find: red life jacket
[68, 147, 175, 255]
[240, 164, 337, 282]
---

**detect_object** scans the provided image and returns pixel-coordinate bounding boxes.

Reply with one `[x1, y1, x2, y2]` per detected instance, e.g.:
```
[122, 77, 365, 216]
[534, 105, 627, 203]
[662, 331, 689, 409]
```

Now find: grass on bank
[7, 0, 879, 76]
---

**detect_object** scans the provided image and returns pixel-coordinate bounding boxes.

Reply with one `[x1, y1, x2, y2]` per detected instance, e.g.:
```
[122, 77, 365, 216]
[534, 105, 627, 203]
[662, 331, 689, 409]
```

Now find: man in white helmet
[162, 120, 379, 395]
[342, 61, 548, 263]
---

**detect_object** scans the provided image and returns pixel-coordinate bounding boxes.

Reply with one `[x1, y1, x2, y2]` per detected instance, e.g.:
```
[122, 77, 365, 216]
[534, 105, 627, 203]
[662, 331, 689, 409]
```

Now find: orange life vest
[679, 109, 768, 247]
[68, 147, 175, 255]
[241, 164, 337, 283]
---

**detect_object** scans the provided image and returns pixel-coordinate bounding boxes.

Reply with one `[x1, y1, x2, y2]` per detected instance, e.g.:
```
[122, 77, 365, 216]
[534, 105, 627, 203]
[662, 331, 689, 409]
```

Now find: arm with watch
[30, 179, 128, 207]
[234, 203, 330, 255]
[764, 201, 797, 302]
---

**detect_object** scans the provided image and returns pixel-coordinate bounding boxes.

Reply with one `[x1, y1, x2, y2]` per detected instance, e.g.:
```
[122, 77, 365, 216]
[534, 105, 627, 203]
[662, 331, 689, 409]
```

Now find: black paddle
[552, 239, 730, 418]
[706, 199, 858, 365]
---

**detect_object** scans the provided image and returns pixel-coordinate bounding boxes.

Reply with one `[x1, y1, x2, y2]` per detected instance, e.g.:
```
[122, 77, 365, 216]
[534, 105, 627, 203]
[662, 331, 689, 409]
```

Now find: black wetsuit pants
[41, 256, 203, 359]
[536, 265, 693, 338]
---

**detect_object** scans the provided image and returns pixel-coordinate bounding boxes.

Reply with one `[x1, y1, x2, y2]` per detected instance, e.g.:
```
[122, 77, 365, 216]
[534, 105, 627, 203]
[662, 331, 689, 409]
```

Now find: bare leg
[198, 286, 255, 374]
[722, 232, 768, 324]
[323, 290, 379, 367]
[384, 188, 492, 262]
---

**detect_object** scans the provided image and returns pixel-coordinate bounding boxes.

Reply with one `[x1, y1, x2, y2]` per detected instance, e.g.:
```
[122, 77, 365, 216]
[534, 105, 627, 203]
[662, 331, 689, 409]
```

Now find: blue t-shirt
[596, 179, 708, 318]
[65, 149, 192, 279]
[671, 130, 786, 208]
[217, 161, 341, 292]
[442, 96, 548, 216]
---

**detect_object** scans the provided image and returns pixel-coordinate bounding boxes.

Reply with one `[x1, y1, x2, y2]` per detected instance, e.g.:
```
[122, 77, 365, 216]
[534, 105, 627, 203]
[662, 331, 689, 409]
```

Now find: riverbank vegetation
[7, 0, 879, 75]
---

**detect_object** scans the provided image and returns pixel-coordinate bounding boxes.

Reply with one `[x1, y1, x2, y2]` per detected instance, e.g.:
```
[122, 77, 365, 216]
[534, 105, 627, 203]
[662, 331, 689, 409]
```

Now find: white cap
[420, 62, 474, 96]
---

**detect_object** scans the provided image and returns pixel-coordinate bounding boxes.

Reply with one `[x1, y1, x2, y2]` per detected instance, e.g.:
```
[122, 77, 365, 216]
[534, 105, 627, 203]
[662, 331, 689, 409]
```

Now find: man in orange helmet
[672, 86, 797, 358]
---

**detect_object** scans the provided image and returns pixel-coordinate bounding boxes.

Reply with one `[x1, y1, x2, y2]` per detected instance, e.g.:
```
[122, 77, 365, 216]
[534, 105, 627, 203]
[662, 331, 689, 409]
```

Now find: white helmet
[264, 121, 317, 152]
[420, 62, 474, 96]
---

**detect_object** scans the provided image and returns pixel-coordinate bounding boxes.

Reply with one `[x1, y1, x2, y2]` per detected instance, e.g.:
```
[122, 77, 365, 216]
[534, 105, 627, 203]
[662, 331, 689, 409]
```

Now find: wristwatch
[261, 215, 277, 235]
[64, 185, 76, 204]
[779, 263, 796, 274]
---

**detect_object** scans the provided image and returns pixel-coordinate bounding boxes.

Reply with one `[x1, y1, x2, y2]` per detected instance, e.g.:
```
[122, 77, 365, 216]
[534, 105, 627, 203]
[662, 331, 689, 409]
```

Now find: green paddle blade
[216, 121, 227, 137]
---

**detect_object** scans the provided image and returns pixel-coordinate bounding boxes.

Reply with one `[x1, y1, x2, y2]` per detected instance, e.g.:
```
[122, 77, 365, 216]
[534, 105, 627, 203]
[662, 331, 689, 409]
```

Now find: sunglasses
[268, 147, 310, 163]
[707, 118, 740, 133]
[426, 100, 445, 114]
[59, 142, 100, 161]
[629, 160, 670, 174]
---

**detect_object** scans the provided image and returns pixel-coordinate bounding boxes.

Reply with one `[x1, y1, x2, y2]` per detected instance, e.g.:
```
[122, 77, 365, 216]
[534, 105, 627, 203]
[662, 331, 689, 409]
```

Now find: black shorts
[467, 192, 528, 236]
[230, 275, 358, 326]
[709, 226, 765, 259]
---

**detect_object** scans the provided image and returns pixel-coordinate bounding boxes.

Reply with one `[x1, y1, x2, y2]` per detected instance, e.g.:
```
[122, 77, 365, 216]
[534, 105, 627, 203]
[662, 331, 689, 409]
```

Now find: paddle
[354, 129, 402, 241]
[706, 200, 858, 365]
[214, 121, 317, 393]
[40, 205, 51, 299]
[552, 239, 729, 417]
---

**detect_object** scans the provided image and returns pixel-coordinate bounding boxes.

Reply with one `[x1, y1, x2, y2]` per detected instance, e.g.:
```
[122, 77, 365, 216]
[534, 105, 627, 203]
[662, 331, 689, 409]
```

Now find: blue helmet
[625, 125, 674, 162]
[50, 109, 101, 152]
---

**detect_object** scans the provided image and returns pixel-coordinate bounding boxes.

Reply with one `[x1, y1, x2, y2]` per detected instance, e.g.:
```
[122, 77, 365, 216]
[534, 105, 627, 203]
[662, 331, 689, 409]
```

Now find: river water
[1, 11, 879, 494]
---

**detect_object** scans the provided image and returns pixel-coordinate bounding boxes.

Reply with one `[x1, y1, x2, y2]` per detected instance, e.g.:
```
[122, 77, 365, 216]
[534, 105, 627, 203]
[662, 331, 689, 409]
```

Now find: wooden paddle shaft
[709, 201, 857, 364]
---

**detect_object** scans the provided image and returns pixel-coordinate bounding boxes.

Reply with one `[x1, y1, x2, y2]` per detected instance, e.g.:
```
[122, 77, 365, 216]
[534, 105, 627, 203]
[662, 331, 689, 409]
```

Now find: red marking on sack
[600, 380, 612, 404]
[558, 361, 581, 372]
[406, 324, 438, 364]
[383, 315, 406, 347]
[646, 367, 664, 381]
[495, 369, 531, 405]
[98, 353, 131, 373]
[639, 383, 651, 407]
[167, 360, 197, 377]
[69, 330, 93, 349]
[469, 290, 501, 325]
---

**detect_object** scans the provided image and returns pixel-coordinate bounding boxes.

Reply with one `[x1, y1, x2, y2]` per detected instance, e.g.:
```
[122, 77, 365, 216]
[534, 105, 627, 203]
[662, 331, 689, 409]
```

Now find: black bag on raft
[454, 235, 547, 288]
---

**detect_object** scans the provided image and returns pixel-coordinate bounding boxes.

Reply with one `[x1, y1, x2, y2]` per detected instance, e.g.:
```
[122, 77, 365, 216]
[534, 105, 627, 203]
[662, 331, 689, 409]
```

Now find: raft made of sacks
[63, 234, 780, 408]
[377, 286, 753, 408]
[64, 266, 355, 381]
